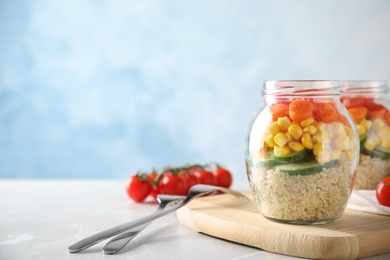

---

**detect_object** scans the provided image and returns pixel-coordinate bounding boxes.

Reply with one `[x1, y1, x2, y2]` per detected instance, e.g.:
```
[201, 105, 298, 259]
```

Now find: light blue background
[1, 0, 390, 180]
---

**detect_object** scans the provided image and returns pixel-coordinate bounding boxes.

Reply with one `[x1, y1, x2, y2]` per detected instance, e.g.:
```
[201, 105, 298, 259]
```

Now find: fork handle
[102, 221, 150, 254]
[67, 201, 188, 253]
[68, 185, 246, 253]
[102, 186, 245, 254]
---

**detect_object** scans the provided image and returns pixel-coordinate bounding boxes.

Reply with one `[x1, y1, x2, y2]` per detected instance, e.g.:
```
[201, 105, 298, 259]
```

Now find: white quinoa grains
[354, 154, 390, 190]
[250, 157, 353, 222]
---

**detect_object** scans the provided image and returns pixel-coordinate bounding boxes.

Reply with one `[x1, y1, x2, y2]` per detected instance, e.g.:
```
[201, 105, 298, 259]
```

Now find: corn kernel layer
[264, 116, 356, 163]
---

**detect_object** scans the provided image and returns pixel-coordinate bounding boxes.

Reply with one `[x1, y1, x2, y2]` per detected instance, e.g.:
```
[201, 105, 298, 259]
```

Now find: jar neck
[340, 80, 388, 98]
[262, 80, 341, 101]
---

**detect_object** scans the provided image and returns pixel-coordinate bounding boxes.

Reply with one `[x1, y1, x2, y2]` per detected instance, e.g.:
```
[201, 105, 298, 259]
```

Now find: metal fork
[68, 184, 247, 254]
[102, 194, 185, 255]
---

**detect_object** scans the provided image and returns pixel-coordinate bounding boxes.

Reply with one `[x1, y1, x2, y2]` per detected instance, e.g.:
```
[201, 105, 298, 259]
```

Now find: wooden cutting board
[176, 192, 390, 259]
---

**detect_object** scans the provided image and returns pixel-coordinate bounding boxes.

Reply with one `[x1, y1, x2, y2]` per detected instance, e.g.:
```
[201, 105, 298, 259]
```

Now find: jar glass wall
[245, 80, 359, 224]
[341, 80, 390, 190]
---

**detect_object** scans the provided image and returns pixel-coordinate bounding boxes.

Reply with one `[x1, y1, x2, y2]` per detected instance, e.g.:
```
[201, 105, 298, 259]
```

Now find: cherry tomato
[341, 97, 367, 109]
[178, 170, 200, 194]
[158, 172, 187, 196]
[148, 172, 159, 200]
[376, 176, 390, 207]
[213, 167, 233, 188]
[364, 101, 386, 111]
[191, 168, 217, 185]
[125, 174, 152, 203]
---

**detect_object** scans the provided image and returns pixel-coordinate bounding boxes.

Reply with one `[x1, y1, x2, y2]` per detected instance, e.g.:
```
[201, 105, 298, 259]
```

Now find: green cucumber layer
[269, 149, 308, 163]
[360, 134, 367, 145]
[254, 159, 279, 167]
[363, 147, 390, 161]
[376, 147, 390, 155]
[273, 160, 339, 176]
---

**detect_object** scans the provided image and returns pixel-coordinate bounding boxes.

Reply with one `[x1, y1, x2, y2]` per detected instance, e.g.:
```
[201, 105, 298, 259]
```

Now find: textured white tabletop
[0, 180, 389, 260]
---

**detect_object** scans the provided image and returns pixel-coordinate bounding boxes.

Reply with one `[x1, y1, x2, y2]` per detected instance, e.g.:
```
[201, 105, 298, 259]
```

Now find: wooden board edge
[176, 205, 360, 260]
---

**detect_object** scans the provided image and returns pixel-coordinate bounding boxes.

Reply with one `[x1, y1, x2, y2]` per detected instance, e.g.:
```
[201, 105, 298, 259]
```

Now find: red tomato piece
[385, 111, 390, 126]
[178, 170, 200, 194]
[125, 174, 152, 203]
[312, 102, 339, 123]
[364, 101, 385, 111]
[270, 103, 289, 121]
[341, 97, 367, 109]
[367, 108, 387, 120]
[158, 172, 187, 196]
[213, 167, 233, 188]
[191, 168, 217, 185]
[289, 99, 313, 123]
[348, 106, 368, 123]
[376, 176, 390, 207]
[148, 172, 159, 200]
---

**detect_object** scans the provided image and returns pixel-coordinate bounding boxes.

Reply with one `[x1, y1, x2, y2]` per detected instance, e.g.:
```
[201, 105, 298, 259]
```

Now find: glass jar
[245, 80, 359, 224]
[341, 80, 390, 190]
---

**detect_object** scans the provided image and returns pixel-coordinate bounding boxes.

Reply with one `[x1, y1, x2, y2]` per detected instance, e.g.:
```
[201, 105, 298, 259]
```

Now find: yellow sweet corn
[372, 118, 385, 131]
[314, 122, 326, 132]
[268, 121, 280, 136]
[274, 145, 291, 156]
[303, 125, 317, 135]
[288, 141, 305, 152]
[274, 132, 288, 147]
[330, 149, 342, 160]
[360, 118, 372, 130]
[377, 127, 390, 139]
[334, 135, 350, 151]
[264, 134, 276, 148]
[288, 124, 303, 140]
[334, 123, 346, 136]
[356, 124, 366, 138]
[278, 116, 292, 132]
[326, 124, 334, 138]
[364, 139, 376, 151]
[312, 132, 322, 144]
[301, 132, 313, 149]
[372, 135, 382, 146]
[300, 117, 314, 128]
[313, 143, 323, 155]
[349, 140, 357, 152]
[316, 151, 331, 163]
[313, 131, 330, 144]
[285, 132, 293, 142]
[345, 150, 355, 160]
[343, 125, 355, 139]
[381, 138, 390, 148]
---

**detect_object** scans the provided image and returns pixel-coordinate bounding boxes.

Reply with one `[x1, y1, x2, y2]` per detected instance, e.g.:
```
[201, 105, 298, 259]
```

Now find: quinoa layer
[354, 154, 390, 190]
[250, 157, 353, 222]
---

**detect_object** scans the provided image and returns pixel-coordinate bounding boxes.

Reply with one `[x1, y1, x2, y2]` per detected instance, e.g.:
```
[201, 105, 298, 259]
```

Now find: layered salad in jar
[342, 96, 390, 190]
[247, 99, 359, 224]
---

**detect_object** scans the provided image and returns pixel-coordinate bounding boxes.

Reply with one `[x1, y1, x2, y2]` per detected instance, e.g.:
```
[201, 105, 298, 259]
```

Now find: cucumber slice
[254, 159, 279, 167]
[360, 134, 367, 145]
[273, 160, 339, 176]
[250, 150, 279, 167]
[269, 149, 308, 163]
[376, 147, 390, 155]
[364, 147, 390, 161]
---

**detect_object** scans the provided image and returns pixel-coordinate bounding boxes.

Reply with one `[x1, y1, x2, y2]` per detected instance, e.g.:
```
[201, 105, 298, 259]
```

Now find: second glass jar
[341, 80, 390, 190]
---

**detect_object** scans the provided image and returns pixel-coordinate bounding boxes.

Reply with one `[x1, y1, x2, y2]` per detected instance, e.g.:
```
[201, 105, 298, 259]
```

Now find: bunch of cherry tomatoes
[125, 163, 233, 203]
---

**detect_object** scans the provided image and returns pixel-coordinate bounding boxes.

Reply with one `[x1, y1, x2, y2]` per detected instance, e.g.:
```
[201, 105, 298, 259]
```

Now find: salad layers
[247, 98, 358, 223]
[342, 96, 390, 190]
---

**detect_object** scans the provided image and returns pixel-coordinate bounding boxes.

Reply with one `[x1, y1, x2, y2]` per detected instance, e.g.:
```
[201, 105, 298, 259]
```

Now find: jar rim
[262, 80, 341, 97]
[340, 80, 388, 94]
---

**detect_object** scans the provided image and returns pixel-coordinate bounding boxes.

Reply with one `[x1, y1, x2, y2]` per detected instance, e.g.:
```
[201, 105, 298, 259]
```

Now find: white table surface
[0, 180, 389, 260]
